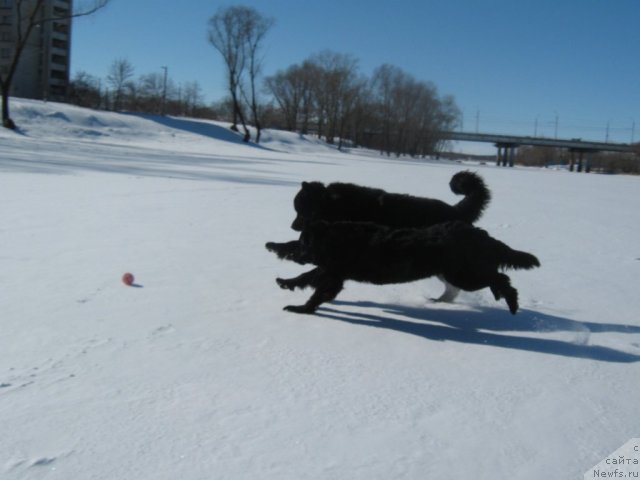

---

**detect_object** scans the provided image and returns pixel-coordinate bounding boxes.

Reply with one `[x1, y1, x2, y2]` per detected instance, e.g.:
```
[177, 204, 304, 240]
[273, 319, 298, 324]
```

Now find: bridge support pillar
[569, 148, 591, 173]
[496, 143, 517, 167]
[577, 151, 584, 172]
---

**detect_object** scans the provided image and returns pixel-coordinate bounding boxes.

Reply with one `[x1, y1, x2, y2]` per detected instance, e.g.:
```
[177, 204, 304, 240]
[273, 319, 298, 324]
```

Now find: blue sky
[71, 0, 640, 143]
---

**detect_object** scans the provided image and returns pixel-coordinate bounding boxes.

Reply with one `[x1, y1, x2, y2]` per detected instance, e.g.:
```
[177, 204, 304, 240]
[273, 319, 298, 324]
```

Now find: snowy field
[1, 99, 639, 480]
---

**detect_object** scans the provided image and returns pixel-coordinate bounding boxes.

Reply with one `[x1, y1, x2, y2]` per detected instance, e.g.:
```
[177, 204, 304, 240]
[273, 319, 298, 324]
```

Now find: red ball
[122, 272, 135, 286]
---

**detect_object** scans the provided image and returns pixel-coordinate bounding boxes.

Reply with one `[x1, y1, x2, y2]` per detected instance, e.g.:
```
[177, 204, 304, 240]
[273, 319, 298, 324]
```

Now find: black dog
[291, 170, 490, 230]
[276, 220, 540, 315]
[266, 170, 491, 301]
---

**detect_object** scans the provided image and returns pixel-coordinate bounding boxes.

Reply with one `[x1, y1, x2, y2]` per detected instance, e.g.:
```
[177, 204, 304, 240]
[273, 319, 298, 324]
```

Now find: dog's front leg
[266, 239, 312, 265]
[276, 267, 320, 291]
[284, 275, 344, 314]
[266, 240, 300, 259]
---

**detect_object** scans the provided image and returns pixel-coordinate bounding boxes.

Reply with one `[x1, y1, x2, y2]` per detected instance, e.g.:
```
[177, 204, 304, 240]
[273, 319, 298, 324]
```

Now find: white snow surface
[1, 99, 639, 479]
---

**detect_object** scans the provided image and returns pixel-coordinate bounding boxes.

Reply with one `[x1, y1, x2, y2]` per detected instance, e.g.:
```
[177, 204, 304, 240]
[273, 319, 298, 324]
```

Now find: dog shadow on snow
[314, 300, 640, 363]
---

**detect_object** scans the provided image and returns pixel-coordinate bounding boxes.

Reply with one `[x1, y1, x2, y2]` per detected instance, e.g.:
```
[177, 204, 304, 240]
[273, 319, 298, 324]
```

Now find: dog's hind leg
[276, 267, 320, 291]
[432, 276, 460, 303]
[489, 273, 519, 315]
[284, 274, 344, 314]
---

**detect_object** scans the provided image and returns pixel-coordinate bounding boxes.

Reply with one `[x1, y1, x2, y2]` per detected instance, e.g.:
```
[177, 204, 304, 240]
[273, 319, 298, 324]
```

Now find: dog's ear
[301, 181, 323, 191]
[301, 181, 325, 191]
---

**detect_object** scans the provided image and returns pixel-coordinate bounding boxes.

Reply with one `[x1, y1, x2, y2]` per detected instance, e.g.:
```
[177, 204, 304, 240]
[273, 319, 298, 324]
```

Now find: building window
[52, 38, 68, 49]
[51, 69, 67, 80]
[53, 6, 70, 17]
[52, 22, 69, 35]
[51, 54, 67, 66]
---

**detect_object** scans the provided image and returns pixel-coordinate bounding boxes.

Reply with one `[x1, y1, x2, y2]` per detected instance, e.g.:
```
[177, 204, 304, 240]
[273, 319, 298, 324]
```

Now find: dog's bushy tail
[499, 248, 541, 271]
[449, 171, 491, 223]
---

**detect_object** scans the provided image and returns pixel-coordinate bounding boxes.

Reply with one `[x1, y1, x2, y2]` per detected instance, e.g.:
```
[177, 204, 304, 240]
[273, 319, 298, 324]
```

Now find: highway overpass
[442, 131, 633, 153]
[441, 131, 636, 171]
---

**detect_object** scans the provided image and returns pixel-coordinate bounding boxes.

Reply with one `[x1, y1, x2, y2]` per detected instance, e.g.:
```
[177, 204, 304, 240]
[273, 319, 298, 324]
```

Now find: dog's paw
[506, 298, 519, 315]
[265, 242, 280, 253]
[284, 304, 316, 314]
[490, 285, 503, 301]
[276, 278, 296, 290]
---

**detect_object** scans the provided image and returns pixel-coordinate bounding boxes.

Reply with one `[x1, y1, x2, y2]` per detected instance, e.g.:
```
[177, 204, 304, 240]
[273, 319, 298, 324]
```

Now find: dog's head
[291, 181, 326, 231]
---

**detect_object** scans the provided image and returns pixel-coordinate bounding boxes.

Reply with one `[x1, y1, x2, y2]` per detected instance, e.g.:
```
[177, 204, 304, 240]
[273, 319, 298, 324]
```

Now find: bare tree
[68, 71, 102, 109]
[367, 64, 459, 157]
[207, 5, 272, 142]
[1, 0, 110, 129]
[297, 60, 319, 135]
[134, 71, 178, 114]
[265, 65, 304, 131]
[370, 64, 403, 155]
[181, 81, 204, 117]
[239, 9, 273, 143]
[306, 51, 361, 148]
[264, 60, 317, 134]
[207, 6, 250, 141]
[106, 58, 134, 111]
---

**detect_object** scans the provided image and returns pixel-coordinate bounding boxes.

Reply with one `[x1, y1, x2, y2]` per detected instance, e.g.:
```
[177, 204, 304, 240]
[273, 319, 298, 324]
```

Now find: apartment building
[0, 0, 73, 100]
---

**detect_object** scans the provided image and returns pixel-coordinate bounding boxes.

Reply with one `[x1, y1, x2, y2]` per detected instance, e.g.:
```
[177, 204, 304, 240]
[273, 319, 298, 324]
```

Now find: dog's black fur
[266, 171, 490, 301]
[293, 171, 490, 230]
[276, 220, 540, 315]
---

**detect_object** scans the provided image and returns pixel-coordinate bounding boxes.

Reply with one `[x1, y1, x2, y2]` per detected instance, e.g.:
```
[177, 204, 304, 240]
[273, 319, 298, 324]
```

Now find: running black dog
[266, 170, 491, 301]
[276, 220, 540, 315]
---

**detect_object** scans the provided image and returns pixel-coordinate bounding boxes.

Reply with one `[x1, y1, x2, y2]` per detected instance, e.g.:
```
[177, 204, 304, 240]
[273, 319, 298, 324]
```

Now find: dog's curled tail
[500, 248, 541, 271]
[449, 171, 491, 224]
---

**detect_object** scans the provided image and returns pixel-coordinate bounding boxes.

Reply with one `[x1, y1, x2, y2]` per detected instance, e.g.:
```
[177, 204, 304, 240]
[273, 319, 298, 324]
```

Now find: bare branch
[2, 0, 112, 128]
[33, 0, 111, 24]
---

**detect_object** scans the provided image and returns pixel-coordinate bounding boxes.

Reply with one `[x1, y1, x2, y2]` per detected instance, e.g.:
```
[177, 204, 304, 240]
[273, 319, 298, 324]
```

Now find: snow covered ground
[1, 99, 639, 480]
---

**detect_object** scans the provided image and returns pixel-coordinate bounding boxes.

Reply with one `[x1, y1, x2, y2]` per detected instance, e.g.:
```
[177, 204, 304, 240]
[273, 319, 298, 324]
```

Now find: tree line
[516, 146, 640, 174]
[68, 4, 459, 157]
[264, 53, 460, 156]
[204, 5, 459, 155]
[5, 2, 459, 157]
[67, 49, 460, 158]
[68, 62, 215, 118]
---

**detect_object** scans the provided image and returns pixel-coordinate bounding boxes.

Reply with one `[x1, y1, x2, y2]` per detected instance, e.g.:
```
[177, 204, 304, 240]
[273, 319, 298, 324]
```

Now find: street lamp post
[161, 66, 168, 115]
